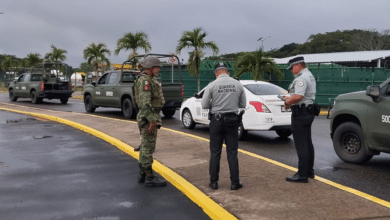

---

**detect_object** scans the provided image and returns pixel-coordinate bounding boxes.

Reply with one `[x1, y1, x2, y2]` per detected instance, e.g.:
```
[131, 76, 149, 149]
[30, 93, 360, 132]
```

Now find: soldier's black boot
[138, 163, 145, 183]
[144, 167, 167, 187]
[134, 145, 141, 152]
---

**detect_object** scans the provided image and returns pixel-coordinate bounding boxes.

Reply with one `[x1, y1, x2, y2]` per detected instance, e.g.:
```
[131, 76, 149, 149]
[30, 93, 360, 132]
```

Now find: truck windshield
[244, 83, 287, 96]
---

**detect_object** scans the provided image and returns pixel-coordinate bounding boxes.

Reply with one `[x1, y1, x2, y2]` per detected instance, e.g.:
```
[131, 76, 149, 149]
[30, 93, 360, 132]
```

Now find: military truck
[329, 77, 390, 164]
[83, 54, 184, 119]
[8, 58, 73, 104]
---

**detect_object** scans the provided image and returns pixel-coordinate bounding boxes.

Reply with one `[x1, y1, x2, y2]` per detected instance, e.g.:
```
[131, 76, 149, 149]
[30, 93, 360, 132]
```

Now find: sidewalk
[1, 103, 390, 220]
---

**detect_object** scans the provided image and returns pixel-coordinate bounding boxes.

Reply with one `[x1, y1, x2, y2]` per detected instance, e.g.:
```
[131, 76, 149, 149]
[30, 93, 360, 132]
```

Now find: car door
[14, 74, 25, 97]
[366, 80, 390, 150]
[93, 73, 110, 106]
[105, 72, 120, 106]
[193, 89, 210, 124]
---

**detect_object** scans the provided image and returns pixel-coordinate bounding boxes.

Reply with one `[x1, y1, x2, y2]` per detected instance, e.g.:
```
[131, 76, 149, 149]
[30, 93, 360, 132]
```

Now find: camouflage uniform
[134, 72, 165, 169]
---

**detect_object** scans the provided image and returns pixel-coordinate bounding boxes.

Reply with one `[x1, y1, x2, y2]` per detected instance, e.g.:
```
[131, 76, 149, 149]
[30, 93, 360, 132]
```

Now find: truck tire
[9, 89, 18, 101]
[238, 122, 248, 140]
[60, 98, 69, 104]
[182, 109, 196, 129]
[276, 129, 292, 139]
[333, 122, 373, 164]
[31, 91, 41, 104]
[122, 98, 135, 119]
[162, 109, 176, 118]
[84, 95, 96, 113]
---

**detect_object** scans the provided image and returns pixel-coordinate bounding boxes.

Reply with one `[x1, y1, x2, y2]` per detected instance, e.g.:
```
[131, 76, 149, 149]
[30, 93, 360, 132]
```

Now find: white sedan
[179, 80, 292, 140]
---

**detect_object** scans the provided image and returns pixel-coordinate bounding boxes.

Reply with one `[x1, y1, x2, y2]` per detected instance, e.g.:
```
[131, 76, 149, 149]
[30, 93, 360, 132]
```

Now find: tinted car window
[31, 74, 42, 81]
[244, 83, 287, 95]
[23, 74, 31, 82]
[122, 74, 135, 82]
[17, 75, 24, 82]
[98, 73, 109, 85]
[108, 72, 119, 84]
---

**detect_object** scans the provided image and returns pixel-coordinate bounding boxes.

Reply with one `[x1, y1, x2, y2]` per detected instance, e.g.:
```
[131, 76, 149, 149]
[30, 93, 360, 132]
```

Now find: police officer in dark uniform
[284, 56, 318, 183]
[201, 62, 246, 190]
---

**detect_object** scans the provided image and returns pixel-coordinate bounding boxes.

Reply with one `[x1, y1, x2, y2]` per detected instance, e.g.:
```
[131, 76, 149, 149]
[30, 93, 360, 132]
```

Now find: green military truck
[8, 59, 73, 104]
[329, 77, 390, 164]
[83, 54, 184, 119]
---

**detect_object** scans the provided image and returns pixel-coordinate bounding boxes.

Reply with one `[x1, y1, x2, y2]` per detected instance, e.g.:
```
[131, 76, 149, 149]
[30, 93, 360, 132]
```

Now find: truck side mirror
[91, 81, 96, 86]
[366, 85, 380, 103]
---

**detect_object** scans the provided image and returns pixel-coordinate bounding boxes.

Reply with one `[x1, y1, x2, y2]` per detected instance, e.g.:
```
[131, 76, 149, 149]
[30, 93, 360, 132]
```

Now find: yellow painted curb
[0, 107, 237, 220]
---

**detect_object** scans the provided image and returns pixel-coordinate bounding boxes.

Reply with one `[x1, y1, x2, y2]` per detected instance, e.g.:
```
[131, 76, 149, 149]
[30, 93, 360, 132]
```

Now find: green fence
[160, 62, 390, 106]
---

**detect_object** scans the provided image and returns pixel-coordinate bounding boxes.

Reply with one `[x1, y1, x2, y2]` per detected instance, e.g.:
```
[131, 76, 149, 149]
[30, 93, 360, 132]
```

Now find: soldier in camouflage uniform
[134, 60, 144, 152]
[134, 56, 167, 187]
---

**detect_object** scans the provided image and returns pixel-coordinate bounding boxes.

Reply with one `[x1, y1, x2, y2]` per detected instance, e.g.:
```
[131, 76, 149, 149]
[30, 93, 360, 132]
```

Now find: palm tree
[46, 44, 67, 63]
[83, 42, 111, 77]
[176, 27, 219, 92]
[233, 49, 283, 81]
[114, 32, 151, 60]
[25, 53, 42, 67]
[1, 56, 18, 71]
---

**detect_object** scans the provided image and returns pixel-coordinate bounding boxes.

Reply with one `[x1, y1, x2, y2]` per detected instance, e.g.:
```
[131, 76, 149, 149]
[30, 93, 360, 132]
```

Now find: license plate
[281, 106, 291, 112]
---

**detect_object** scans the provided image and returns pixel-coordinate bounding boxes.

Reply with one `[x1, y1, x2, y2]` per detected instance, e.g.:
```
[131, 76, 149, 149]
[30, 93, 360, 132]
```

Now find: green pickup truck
[8, 59, 73, 104]
[329, 77, 390, 164]
[83, 54, 184, 119]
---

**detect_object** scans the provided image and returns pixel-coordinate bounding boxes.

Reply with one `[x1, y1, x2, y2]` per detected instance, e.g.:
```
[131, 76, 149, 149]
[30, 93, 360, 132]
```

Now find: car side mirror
[366, 85, 380, 103]
[13, 80, 17, 83]
[91, 81, 96, 86]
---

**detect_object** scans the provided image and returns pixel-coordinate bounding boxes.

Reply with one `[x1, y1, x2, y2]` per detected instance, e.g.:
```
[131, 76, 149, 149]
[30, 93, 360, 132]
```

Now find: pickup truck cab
[329, 77, 390, 164]
[8, 59, 73, 104]
[83, 54, 184, 119]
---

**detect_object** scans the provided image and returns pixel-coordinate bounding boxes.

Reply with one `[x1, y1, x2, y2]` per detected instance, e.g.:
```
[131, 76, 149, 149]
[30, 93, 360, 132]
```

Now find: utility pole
[257, 36, 271, 51]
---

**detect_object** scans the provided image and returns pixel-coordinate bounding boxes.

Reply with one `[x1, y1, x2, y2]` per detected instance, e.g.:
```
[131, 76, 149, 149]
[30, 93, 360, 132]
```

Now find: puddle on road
[33, 135, 53, 139]
[317, 166, 354, 171]
[6, 118, 37, 123]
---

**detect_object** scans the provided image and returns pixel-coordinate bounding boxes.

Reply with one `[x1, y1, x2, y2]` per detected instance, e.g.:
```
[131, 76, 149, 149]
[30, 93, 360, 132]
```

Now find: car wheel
[84, 95, 96, 113]
[182, 109, 196, 129]
[122, 98, 135, 119]
[162, 109, 176, 118]
[9, 89, 18, 101]
[333, 122, 373, 164]
[276, 129, 292, 139]
[238, 122, 248, 140]
[60, 98, 69, 104]
[31, 91, 40, 104]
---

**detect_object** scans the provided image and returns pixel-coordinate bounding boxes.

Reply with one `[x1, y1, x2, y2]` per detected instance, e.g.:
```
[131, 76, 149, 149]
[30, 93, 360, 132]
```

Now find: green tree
[234, 49, 283, 81]
[176, 27, 219, 91]
[114, 32, 151, 60]
[25, 53, 42, 67]
[83, 42, 111, 76]
[46, 44, 67, 63]
[352, 29, 390, 51]
[1, 56, 19, 71]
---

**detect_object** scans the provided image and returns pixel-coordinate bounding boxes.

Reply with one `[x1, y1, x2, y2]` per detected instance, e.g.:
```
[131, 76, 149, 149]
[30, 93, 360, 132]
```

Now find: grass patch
[0, 83, 8, 92]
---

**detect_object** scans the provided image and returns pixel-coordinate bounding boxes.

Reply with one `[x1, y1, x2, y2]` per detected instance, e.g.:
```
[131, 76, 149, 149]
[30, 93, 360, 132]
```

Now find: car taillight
[249, 101, 271, 113]
[40, 82, 44, 91]
[181, 85, 185, 97]
[70, 82, 73, 91]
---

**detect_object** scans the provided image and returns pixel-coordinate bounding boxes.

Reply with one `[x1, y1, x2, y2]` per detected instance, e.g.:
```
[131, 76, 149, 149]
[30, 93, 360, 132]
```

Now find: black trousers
[291, 106, 315, 178]
[209, 114, 240, 184]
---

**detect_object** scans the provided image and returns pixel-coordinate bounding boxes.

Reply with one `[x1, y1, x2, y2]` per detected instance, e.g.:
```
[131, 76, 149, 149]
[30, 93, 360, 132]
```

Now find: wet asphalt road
[1, 94, 390, 203]
[0, 110, 210, 220]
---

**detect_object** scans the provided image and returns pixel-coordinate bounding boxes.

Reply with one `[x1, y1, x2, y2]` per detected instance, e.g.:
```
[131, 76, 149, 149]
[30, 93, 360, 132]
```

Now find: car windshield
[244, 83, 287, 96]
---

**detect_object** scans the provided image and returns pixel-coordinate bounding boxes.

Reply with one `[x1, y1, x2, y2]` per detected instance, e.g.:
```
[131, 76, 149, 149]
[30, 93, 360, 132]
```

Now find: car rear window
[244, 83, 287, 95]
[122, 74, 136, 82]
[31, 74, 42, 81]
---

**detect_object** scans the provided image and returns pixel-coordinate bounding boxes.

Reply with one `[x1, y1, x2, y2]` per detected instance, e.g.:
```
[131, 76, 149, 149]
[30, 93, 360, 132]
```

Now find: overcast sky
[1, 0, 389, 68]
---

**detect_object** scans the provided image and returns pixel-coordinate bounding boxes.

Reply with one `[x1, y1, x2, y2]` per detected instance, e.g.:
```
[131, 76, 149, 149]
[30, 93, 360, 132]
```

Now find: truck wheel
[238, 122, 248, 140]
[31, 91, 41, 104]
[84, 95, 96, 113]
[122, 98, 135, 119]
[182, 109, 196, 129]
[9, 89, 18, 101]
[162, 109, 176, 118]
[333, 122, 373, 164]
[60, 98, 69, 104]
[276, 129, 292, 139]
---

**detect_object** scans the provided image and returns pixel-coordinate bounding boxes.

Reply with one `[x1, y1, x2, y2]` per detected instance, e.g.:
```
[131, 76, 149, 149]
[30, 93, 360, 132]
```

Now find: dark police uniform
[201, 63, 246, 190]
[287, 57, 317, 182]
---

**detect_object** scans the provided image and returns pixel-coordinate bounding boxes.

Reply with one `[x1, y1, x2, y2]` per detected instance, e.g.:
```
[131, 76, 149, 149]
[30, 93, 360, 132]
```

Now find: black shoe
[134, 145, 141, 152]
[309, 170, 315, 179]
[145, 176, 167, 187]
[209, 182, 218, 190]
[231, 182, 243, 190]
[286, 173, 308, 183]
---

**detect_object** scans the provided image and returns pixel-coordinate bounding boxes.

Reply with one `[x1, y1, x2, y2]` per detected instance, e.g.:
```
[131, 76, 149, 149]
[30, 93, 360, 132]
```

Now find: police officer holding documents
[283, 56, 319, 183]
[134, 56, 167, 187]
[201, 62, 246, 190]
